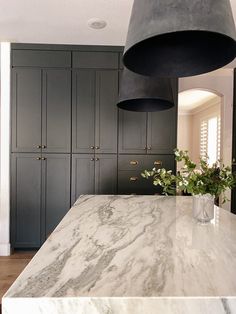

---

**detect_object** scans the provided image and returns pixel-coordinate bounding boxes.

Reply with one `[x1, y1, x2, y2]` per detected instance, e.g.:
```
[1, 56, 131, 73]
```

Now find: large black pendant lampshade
[117, 68, 175, 112]
[123, 0, 236, 78]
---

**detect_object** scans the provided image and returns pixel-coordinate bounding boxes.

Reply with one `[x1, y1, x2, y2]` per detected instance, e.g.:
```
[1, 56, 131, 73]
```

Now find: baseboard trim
[0, 243, 11, 256]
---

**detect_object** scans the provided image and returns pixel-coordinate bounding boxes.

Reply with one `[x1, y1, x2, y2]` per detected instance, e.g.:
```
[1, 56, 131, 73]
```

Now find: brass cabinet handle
[95, 158, 99, 161]
[90, 146, 95, 149]
[91, 158, 94, 161]
[130, 177, 138, 182]
[42, 145, 46, 149]
[37, 145, 41, 149]
[154, 160, 162, 166]
[95, 146, 100, 150]
[41, 157, 46, 160]
[36, 157, 41, 160]
[130, 160, 139, 166]
[147, 147, 152, 150]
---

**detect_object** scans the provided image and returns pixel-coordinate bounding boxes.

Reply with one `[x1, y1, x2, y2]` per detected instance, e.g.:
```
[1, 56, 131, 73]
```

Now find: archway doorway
[177, 88, 226, 206]
[178, 89, 222, 166]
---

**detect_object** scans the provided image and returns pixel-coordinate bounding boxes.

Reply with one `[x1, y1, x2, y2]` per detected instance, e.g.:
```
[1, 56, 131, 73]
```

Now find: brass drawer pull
[130, 160, 139, 166]
[36, 157, 41, 160]
[41, 157, 46, 160]
[37, 145, 41, 149]
[154, 160, 162, 166]
[130, 177, 138, 182]
[90, 146, 95, 149]
[42, 145, 46, 149]
[95, 146, 100, 150]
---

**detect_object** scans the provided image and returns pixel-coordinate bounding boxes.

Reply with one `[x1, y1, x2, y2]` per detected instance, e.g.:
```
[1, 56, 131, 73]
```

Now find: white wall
[177, 114, 193, 154]
[0, 43, 11, 256]
[179, 69, 234, 211]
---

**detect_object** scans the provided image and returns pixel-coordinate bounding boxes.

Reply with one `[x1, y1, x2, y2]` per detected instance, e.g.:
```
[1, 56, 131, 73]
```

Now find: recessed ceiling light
[88, 18, 107, 30]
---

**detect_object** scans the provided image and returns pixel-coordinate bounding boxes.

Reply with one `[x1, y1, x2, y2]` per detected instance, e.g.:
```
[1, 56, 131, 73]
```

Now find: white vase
[192, 194, 215, 223]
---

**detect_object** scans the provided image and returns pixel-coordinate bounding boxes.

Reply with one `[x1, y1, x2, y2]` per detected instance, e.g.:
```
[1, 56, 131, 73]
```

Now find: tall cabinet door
[42, 69, 71, 153]
[11, 68, 42, 153]
[147, 106, 177, 154]
[11, 154, 42, 248]
[95, 71, 118, 154]
[42, 154, 71, 239]
[95, 155, 117, 194]
[71, 154, 95, 204]
[119, 111, 147, 154]
[72, 70, 96, 153]
[147, 79, 178, 154]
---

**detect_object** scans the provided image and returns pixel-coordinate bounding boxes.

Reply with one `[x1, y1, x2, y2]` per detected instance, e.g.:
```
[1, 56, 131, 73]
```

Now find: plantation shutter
[200, 115, 221, 163]
[200, 119, 208, 160]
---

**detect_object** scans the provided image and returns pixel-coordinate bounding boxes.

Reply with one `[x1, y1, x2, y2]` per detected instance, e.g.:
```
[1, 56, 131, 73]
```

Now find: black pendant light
[123, 0, 236, 78]
[117, 68, 175, 112]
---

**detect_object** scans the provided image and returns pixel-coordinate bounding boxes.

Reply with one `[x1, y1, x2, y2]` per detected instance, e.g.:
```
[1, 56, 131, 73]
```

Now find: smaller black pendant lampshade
[117, 68, 175, 112]
[123, 0, 236, 78]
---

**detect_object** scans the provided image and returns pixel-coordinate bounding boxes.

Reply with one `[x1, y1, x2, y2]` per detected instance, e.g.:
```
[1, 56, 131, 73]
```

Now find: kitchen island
[3, 195, 236, 313]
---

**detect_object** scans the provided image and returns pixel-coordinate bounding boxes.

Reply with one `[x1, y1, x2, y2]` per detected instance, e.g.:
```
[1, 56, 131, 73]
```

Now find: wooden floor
[0, 251, 35, 313]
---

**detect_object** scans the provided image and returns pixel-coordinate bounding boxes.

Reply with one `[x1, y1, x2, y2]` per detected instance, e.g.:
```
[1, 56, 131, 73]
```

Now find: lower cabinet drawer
[118, 155, 176, 195]
[145, 155, 176, 171]
[118, 171, 161, 195]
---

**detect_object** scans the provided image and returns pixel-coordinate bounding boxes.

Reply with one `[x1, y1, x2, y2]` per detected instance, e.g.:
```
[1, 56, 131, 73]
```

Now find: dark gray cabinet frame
[10, 44, 178, 248]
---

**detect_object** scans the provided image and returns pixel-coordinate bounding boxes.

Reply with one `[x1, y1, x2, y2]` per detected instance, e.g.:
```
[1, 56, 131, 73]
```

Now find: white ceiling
[178, 90, 220, 113]
[0, 0, 133, 46]
[0, 0, 236, 47]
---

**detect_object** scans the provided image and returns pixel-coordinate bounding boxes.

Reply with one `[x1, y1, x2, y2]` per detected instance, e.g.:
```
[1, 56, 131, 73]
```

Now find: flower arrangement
[141, 149, 236, 202]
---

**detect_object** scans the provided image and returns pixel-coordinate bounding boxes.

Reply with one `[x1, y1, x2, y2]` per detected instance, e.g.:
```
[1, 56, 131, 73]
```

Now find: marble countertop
[3, 195, 236, 314]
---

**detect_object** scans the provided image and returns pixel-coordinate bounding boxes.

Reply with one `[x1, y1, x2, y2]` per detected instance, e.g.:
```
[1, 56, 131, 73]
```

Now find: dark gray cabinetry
[11, 154, 42, 248]
[10, 45, 178, 248]
[72, 69, 118, 154]
[95, 71, 118, 154]
[119, 77, 178, 155]
[11, 153, 70, 248]
[72, 70, 95, 154]
[119, 110, 147, 154]
[118, 155, 175, 195]
[147, 107, 177, 154]
[42, 70, 71, 153]
[71, 154, 117, 203]
[71, 154, 95, 203]
[42, 154, 71, 238]
[95, 155, 117, 194]
[12, 68, 71, 153]
[12, 68, 42, 153]
[119, 108, 177, 155]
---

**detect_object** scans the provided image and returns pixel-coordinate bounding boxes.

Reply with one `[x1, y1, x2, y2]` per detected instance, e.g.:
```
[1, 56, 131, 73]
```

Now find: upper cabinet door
[42, 69, 71, 153]
[95, 71, 118, 154]
[147, 79, 178, 154]
[147, 106, 177, 154]
[119, 110, 147, 154]
[12, 68, 42, 153]
[72, 70, 96, 153]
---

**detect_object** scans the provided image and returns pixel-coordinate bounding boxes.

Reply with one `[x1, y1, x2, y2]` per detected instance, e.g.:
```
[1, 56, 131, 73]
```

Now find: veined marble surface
[3, 195, 236, 313]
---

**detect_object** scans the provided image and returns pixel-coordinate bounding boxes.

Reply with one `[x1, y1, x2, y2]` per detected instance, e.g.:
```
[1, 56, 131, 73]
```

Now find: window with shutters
[200, 115, 221, 165]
